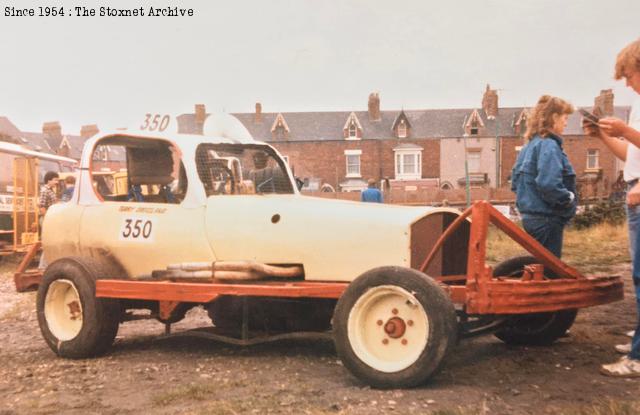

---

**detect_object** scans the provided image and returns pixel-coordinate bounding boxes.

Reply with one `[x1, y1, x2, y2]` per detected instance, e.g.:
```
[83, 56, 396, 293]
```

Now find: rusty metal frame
[425, 201, 622, 314]
[96, 280, 347, 302]
[88, 201, 621, 315]
[13, 241, 43, 292]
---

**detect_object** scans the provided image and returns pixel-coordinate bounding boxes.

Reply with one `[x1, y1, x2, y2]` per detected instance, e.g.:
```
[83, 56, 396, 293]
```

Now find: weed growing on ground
[565, 399, 640, 415]
[486, 222, 628, 274]
[152, 383, 218, 406]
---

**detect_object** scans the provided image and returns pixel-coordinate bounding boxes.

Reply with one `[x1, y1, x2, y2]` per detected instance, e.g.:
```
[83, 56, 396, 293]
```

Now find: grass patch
[486, 221, 629, 274]
[152, 383, 218, 406]
[564, 399, 640, 415]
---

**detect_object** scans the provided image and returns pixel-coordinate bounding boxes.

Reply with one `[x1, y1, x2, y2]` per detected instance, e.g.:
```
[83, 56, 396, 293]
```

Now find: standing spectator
[510, 95, 577, 258]
[584, 38, 640, 377]
[38, 171, 59, 269]
[361, 179, 383, 203]
[61, 175, 76, 202]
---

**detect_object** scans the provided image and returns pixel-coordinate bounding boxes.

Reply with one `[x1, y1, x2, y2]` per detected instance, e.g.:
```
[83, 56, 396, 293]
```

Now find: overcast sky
[0, 0, 639, 134]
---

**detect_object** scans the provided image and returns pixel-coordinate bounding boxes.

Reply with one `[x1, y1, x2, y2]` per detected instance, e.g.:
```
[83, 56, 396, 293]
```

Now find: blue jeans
[521, 214, 565, 258]
[626, 200, 640, 360]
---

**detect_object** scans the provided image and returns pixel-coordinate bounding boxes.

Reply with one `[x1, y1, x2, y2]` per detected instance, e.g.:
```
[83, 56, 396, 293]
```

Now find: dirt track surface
[1, 261, 639, 415]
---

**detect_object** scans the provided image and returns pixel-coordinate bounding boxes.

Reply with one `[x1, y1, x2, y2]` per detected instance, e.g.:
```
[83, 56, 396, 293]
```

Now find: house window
[282, 155, 289, 165]
[470, 121, 479, 136]
[348, 122, 357, 138]
[393, 149, 422, 180]
[397, 121, 407, 138]
[587, 149, 599, 169]
[345, 149, 362, 178]
[467, 150, 481, 173]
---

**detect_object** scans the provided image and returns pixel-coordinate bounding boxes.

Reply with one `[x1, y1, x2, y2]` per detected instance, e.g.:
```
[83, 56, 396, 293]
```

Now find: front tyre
[333, 267, 457, 389]
[36, 257, 120, 358]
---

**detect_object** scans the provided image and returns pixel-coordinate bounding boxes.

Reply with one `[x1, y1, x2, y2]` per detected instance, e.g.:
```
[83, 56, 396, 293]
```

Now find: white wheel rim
[44, 279, 83, 341]
[347, 285, 429, 373]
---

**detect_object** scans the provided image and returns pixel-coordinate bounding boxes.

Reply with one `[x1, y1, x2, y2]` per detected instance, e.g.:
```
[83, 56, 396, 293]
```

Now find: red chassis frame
[89, 201, 621, 318]
[13, 241, 43, 292]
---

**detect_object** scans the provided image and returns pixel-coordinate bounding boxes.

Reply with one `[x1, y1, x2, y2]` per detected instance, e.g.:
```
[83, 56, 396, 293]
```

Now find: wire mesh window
[195, 144, 293, 196]
[90, 140, 187, 203]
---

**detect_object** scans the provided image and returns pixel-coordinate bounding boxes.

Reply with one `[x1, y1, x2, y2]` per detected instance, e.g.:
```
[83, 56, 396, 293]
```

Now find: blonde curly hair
[524, 95, 574, 140]
[615, 38, 640, 80]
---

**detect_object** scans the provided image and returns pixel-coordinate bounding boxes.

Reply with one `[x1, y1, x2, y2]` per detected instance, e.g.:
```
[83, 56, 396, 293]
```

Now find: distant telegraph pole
[463, 133, 471, 208]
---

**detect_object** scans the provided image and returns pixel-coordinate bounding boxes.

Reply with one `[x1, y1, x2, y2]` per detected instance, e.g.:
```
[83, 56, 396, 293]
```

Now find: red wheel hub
[384, 317, 406, 338]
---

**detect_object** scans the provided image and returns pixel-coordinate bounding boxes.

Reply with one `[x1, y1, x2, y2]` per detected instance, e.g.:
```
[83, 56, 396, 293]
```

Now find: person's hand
[599, 117, 629, 137]
[582, 118, 600, 137]
[627, 182, 640, 206]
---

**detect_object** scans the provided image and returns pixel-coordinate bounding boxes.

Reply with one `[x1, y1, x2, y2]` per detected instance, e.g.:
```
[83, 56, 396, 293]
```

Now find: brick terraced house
[178, 87, 629, 202]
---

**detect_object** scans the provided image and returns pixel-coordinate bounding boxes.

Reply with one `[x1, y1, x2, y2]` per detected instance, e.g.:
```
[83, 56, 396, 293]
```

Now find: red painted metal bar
[485, 202, 581, 279]
[434, 275, 467, 283]
[419, 206, 473, 273]
[465, 201, 492, 312]
[468, 275, 623, 314]
[14, 241, 40, 275]
[13, 242, 42, 292]
[96, 280, 348, 303]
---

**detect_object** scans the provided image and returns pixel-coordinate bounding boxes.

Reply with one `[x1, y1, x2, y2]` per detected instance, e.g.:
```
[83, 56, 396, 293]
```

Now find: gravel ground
[1, 259, 639, 414]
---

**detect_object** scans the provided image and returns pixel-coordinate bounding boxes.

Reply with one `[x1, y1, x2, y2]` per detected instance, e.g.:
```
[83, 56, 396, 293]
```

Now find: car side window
[195, 144, 293, 196]
[90, 140, 187, 203]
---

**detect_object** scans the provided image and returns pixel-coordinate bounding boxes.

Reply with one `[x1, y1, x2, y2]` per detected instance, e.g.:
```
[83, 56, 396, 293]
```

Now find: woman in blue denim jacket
[511, 95, 577, 258]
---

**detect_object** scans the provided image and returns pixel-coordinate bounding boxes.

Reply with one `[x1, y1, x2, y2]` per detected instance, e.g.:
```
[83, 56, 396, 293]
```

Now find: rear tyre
[36, 257, 121, 358]
[333, 266, 457, 389]
[493, 255, 578, 346]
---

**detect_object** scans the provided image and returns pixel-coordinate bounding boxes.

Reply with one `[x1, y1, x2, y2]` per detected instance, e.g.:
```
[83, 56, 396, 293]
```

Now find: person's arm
[534, 140, 573, 207]
[599, 117, 640, 149]
[583, 120, 628, 161]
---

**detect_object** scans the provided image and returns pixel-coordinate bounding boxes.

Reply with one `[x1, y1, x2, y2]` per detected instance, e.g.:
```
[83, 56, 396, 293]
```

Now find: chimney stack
[195, 104, 206, 133]
[80, 124, 99, 139]
[368, 92, 381, 121]
[594, 89, 614, 116]
[482, 84, 499, 119]
[255, 102, 263, 123]
[42, 121, 62, 139]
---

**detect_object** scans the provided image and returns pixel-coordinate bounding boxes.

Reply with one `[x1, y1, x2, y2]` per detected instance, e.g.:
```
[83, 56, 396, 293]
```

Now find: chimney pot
[482, 84, 499, 118]
[255, 102, 263, 123]
[80, 124, 99, 139]
[42, 121, 62, 139]
[368, 92, 381, 121]
[594, 89, 614, 116]
[195, 104, 206, 130]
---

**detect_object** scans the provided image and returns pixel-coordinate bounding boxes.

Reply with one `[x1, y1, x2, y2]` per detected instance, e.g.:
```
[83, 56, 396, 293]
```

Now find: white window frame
[397, 121, 407, 138]
[393, 148, 422, 180]
[587, 149, 600, 170]
[344, 149, 362, 178]
[348, 122, 358, 139]
[466, 150, 481, 173]
[282, 155, 289, 165]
